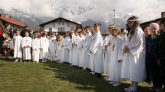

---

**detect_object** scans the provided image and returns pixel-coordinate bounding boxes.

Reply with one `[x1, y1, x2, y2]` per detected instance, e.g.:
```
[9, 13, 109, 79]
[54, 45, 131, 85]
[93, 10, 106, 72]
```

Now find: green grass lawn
[0, 60, 150, 92]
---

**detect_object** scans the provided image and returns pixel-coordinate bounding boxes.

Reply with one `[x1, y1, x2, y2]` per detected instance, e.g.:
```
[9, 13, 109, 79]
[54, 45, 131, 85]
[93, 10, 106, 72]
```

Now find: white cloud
[0, 0, 165, 24]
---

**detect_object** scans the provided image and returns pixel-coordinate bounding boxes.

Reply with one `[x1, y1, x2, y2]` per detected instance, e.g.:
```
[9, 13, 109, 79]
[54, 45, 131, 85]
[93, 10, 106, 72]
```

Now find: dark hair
[127, 16, 140, 30]
[41, 32, 46, 37]
[94, 23, 101, 27]
[160, 18, 165, 25]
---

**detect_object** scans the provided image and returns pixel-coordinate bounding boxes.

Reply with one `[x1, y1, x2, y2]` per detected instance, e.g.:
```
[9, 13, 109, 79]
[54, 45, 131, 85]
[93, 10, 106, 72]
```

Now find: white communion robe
[13, 35, 22, 58]
[40, 37, 49, 59]
[122, 27, 146, 82]
[121, 35, 130, 80]
[48, 37, 56, 61]
[102, 35, 110, 74]
[90, 31, 103, 73]
[89, 36, 95, 71]
[106, 34, 113, 79]
[72, 35, 79, 66]
[70, 34, 76, 65]
[84, 32, 93, 69]
[21, 36, 32, 60]
[77, 35, 85, 68]
[63, 36, 71, 63]
[55, 40, 64, 62]
[32, 38, 40, 62]
[109, 36, 123, 82]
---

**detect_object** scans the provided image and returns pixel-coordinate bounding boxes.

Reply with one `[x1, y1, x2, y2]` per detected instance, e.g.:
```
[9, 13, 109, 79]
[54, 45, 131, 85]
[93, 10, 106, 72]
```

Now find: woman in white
[123, 16, 146, 92]
[21, 31, 32, 61]
[40, 32, 49, 62]
[108, 26, 123, 87]
[32, 32, 40, 63]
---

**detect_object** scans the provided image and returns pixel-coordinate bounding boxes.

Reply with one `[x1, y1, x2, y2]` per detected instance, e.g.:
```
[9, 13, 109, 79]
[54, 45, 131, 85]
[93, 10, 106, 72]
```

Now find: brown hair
[127, 16, 140, 30]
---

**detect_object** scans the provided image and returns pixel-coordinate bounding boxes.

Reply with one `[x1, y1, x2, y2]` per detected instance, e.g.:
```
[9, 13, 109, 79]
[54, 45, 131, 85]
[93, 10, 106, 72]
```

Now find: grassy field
[0, 60, 150, 92]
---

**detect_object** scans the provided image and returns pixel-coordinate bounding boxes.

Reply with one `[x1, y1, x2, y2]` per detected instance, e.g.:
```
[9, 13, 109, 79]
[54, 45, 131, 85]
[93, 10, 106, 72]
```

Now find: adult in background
[156, 18, 165, 91]
[146, 23, 162, 91]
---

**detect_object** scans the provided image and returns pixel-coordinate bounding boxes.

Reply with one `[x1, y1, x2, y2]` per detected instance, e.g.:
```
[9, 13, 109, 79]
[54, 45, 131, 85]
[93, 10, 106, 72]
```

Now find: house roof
[0, 15, 26, 27]
[39, 17, 81, 27]
[141, 18, 162, 25]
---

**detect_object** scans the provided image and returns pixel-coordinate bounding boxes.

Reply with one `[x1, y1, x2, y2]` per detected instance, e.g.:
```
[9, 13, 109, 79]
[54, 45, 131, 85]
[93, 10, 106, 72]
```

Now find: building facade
[39, 17, 82, 32]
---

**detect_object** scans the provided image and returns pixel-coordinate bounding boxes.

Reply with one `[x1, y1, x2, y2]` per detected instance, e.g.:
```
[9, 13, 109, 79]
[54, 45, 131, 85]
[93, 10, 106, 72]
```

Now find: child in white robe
[108, 26, 123, 86]
[84, 26, 93, 69]
[32, 32, 40, 63]
[21, 31, 32, 61]
[48, 32, 56, 61]
[13, 30, 22, 62]
[77, 31, 85, 68]
[40, 32, 49, 62]
[72, 31, 79, 66]
[63, 32, 71, 63]
[90, 23, 103, 77]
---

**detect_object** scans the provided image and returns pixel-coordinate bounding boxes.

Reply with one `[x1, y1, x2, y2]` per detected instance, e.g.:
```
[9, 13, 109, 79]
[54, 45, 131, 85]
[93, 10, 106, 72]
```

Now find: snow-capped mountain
[0, 8, 125, 31]
[0, 9, 44, 30]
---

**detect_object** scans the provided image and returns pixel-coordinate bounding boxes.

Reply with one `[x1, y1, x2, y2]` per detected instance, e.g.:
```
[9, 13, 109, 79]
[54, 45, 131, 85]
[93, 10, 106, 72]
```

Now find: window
[49, 28, 52, 32]
[58, 27, 65, 32]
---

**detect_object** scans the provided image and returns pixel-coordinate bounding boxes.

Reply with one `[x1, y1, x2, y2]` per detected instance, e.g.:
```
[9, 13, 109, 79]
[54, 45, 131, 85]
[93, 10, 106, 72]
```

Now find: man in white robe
[13, 30, 22, 61]
[21, 31, 32, 61]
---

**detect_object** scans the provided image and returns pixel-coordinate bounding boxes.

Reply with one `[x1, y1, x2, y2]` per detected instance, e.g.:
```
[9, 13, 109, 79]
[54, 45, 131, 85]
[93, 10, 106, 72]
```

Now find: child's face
[112, 29, 118, 37]
[16, 31, 20, 35]
[25, 32, 29, 36]
[94, 25, 100, 31]
[7, 36, 11, 40]
[34, 33, 38, 38]
[144, 28, 151, 36]
[108, 28, 112, 34]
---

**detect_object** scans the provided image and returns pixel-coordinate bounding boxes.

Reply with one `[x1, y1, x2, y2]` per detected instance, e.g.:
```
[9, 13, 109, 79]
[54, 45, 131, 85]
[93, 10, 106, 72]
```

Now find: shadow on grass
[43, 62, 150, 92]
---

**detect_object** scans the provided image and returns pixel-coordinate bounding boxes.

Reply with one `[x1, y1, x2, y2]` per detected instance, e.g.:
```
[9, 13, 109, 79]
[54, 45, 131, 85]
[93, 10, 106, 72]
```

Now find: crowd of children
[1, 16, 165, 92]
